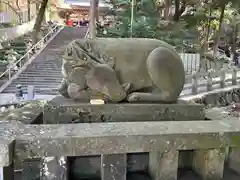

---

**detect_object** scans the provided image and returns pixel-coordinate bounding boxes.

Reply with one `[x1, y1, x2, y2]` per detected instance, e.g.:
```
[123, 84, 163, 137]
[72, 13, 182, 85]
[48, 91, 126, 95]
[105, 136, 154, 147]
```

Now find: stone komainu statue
[58, 38, 185, 103]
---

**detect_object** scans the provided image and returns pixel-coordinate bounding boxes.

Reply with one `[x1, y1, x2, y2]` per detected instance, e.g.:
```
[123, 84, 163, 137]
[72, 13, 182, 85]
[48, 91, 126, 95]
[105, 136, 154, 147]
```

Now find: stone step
[17, 75, 62, 79]
[2, 27, 87, 94]
[3, 87, 59, 94]
[25, 68, 61, 74]
[25, 68, 61, 71]
[7, 82, 60, 86]
[9, 79, 62, 83]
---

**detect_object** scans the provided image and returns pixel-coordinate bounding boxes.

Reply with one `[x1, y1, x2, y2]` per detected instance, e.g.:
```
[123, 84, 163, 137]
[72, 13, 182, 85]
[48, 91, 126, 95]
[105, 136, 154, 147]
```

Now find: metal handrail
[84, 27, 89, 38]
[0, 24, 60, 80]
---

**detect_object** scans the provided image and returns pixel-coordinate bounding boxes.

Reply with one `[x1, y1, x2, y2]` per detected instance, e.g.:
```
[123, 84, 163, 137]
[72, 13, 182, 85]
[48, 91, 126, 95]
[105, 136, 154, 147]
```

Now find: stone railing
[0, 24, 63, 93]
[182, 67, 240, 97]
[1, 119, 240, 180]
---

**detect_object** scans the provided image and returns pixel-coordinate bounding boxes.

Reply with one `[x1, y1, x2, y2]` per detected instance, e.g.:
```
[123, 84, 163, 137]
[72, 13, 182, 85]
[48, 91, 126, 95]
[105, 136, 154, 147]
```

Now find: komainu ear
[122, 83, 131, 93]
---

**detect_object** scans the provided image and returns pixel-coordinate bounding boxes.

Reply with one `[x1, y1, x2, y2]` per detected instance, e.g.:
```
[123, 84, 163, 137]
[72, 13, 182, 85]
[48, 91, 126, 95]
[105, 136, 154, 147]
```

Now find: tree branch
[2, 0, 22, 23]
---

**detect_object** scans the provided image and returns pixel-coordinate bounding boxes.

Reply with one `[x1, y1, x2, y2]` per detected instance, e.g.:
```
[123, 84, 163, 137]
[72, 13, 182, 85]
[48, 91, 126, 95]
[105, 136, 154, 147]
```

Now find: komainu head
[61, 39, 128, 102]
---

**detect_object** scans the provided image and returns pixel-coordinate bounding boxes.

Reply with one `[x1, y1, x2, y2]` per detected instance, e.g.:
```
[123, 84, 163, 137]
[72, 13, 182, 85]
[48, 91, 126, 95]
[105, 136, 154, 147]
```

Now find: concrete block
[149, 149, 179, 180]
[101, 154, 127, 180]
[193, 148, 225, 180]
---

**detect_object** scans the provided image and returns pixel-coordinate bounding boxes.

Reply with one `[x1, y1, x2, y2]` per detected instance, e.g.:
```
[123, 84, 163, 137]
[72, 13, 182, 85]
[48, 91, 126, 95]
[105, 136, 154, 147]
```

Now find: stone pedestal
[193, 148, 225, 180]
[43, 96, 205, 124]
[149, 149, 179, 180]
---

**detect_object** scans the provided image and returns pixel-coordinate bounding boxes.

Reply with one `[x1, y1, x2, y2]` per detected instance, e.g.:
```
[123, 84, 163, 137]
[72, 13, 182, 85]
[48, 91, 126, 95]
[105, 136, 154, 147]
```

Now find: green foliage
[98, 0, 240, 53]
[98, 0, 200, 52]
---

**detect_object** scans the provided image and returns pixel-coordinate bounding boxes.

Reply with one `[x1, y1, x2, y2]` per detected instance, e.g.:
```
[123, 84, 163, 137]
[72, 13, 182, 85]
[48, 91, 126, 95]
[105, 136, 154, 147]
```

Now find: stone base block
[43, 96, 205, 124]
[193, 148, 225, 180]
[149, 148, 179, 180]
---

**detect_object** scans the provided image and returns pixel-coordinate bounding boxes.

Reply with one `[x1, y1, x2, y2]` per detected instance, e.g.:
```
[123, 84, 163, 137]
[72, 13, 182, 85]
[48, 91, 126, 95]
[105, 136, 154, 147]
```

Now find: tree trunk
[96, 0, 99, 23]
[27, 0, 31, 21]
[89, 0, 97, 38]
[32, 0, 49, 44]
[15, 0, 23, 24]
[164, 0, 170, 20]
[3, 1, 22, 24]
[204, 4, 212, 52]
[213, 2, 226, 56]
[173, 0, 180, 21]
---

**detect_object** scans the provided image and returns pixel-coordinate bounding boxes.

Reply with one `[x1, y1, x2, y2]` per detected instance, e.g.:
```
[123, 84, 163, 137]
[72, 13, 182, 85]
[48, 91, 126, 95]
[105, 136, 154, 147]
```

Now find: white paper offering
[90, 99, 105, 105]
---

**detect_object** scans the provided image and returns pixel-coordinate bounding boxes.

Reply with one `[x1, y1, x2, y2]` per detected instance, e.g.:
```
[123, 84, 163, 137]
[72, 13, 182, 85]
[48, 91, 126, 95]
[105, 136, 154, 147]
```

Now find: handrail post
[191, 71, 198, 95]
[220, 68, 226, 88]
[8, 67, 11, 80]
[232, 67, 237, 85]
[206, 69, 213, 91]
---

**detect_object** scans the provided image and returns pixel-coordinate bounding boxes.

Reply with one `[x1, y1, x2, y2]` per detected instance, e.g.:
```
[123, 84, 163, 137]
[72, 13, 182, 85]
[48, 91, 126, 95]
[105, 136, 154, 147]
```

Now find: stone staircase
[1, 27, 87, 94]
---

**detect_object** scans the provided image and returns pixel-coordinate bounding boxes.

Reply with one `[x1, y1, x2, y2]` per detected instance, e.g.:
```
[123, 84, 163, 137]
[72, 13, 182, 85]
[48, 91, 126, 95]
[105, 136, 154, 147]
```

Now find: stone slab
[0, 100, 44, 124]
[13, 120, 240, 160]
[43, 96, 205, 124]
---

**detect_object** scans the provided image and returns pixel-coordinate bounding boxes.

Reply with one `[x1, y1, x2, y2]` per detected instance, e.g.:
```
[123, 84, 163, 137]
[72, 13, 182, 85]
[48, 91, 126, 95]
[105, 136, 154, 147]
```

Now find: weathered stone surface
[101, 154, 127, 180]
[13, 120, 239, 160]
[205, 104, 240, 120]
[43, 96, 205, 123]
[149, 148, 178, 180]
[193, 148, 225, 180]
[0, 139, 14, 167]
[0, 100, 44, 124]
